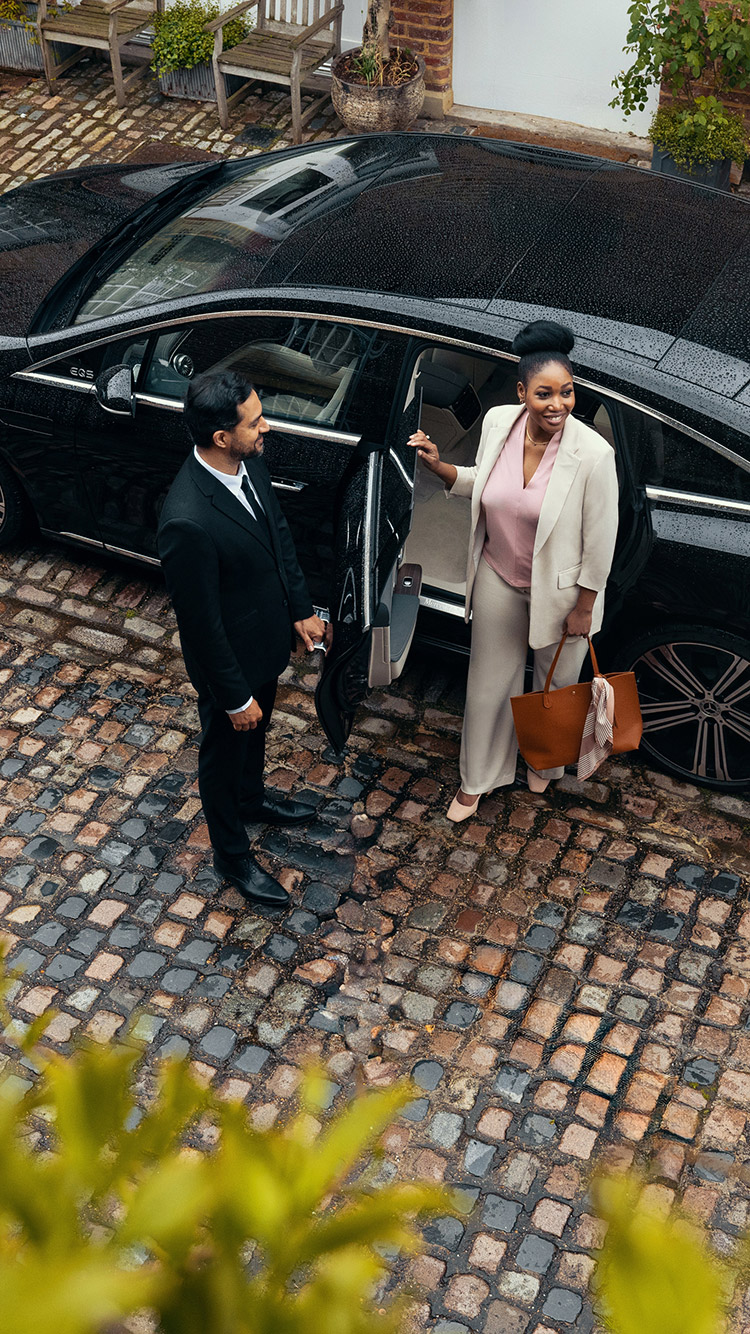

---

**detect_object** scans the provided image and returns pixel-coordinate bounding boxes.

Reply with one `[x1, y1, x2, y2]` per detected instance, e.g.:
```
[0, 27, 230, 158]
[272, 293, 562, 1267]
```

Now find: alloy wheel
[629, 633, 750, 790]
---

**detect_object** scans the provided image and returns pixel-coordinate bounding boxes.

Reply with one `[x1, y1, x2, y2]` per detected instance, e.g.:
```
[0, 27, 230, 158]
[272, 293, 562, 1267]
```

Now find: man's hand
[228, 699, 263, 732]
[295, 614, 328, 651]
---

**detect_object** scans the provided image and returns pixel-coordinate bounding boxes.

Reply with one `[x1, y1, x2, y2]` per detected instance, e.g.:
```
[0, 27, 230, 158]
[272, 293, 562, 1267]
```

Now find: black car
[0, 135, 748, 789]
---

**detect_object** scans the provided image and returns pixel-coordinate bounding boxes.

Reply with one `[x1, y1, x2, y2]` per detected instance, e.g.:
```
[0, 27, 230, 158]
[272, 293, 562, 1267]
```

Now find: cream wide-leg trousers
[459, 557, 590, 794]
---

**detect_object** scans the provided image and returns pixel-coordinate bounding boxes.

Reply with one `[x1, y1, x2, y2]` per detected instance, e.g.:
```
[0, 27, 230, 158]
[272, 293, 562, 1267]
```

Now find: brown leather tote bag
[510, 634, 643, 772]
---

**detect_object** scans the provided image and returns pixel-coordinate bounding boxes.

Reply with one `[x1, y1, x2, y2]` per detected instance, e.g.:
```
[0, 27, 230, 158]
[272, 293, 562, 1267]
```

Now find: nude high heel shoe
[526, 768, 551, 794]
[447, 791, 480, 822]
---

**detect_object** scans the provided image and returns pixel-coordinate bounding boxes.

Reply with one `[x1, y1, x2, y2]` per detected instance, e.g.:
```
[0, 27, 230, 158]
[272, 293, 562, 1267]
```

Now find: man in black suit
[158, 370, 328, 908]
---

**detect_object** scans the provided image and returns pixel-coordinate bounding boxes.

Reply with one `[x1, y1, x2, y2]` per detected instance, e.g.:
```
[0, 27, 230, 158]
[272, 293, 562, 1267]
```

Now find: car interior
[141, 320, 365, 428]
[403, 348, 616, 601]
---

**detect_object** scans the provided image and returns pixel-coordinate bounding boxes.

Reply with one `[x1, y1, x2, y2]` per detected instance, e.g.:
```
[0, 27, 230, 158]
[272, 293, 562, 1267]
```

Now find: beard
[228, 438, 263, 463]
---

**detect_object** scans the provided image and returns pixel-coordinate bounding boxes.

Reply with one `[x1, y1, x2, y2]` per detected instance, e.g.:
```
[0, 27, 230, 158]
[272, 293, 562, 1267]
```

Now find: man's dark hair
[183, 370, 256, 452]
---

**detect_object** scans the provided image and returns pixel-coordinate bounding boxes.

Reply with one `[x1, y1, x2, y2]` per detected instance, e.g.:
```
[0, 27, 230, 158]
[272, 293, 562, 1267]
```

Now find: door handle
[271, 478, 308, 492]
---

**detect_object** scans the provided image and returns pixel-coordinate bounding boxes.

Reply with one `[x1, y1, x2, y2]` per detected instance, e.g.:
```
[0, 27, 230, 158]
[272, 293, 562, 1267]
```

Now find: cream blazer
[450, 404, 619, 648]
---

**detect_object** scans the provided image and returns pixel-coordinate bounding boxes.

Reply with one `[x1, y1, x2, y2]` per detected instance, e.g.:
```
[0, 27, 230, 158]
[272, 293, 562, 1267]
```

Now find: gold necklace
[525, 424, 549, 448]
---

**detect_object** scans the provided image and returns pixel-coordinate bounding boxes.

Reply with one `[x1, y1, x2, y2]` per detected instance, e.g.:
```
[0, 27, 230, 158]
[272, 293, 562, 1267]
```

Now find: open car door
[315, 388, 423, 753]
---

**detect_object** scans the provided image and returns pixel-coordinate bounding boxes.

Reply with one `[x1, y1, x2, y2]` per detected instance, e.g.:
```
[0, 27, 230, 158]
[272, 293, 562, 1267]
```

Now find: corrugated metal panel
[0, 15, 80, 72]
[158, 63, 243, 101]
[0, 20, 44, 70]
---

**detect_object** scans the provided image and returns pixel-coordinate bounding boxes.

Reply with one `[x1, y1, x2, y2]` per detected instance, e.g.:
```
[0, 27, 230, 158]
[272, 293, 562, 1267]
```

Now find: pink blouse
[481, 411, 562, 587]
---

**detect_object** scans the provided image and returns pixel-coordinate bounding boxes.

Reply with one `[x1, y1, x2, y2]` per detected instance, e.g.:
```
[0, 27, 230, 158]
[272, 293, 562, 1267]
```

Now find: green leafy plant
[591, 1172, 748, 1334]
[0, 0, 70, 41]
[612, 0, 750, 113]
[341, 0, 419, 87]
[151, 0, 249, 75]
[0, 0, 34, 37]
[610, 0, 750, 167]
[350, 37, 415, 87]
[0, 962, 450, 1334]
[651, 93, 748, 170]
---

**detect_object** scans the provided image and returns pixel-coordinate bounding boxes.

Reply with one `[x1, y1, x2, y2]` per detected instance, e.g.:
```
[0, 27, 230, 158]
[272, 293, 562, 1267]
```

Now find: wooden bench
[36, 0, 163, 108]
[207, 0, 343, 143]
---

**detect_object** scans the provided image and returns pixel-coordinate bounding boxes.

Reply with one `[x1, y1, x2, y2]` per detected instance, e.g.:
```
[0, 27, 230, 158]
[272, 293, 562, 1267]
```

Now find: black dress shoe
[212, 853, 289, 907]
[241, 795, 316, 826]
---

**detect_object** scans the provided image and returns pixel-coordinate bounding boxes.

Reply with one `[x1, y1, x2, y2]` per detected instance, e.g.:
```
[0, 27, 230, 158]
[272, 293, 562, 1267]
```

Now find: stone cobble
[0, 58, 470, 194]
[0, 540, 750, 1332]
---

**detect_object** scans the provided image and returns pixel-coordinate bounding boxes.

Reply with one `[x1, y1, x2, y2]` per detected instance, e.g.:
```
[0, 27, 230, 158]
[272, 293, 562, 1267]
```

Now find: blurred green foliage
[0, 964, 450, 1334]
[592, 1173, 741, 1334]
[151, 0, 249, 75]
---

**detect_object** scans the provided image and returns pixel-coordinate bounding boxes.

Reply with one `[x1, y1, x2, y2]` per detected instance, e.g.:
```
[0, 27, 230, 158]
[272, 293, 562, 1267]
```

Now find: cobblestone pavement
[0, 54, 654, 196]
[1, 536, 750, 1334]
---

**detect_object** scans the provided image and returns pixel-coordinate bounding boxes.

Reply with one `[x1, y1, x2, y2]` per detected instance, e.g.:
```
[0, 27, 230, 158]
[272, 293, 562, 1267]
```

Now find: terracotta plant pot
[331, 49, 425, 134]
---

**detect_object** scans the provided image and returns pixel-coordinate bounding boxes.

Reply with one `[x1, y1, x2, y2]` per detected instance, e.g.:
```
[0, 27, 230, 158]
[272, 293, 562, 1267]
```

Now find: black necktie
[240, 473, 270, 537]
[238, 474, 262, 520]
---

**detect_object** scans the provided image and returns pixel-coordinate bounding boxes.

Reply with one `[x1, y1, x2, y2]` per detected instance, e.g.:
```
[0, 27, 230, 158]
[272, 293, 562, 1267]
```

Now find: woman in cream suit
[409, 321, 619, 821]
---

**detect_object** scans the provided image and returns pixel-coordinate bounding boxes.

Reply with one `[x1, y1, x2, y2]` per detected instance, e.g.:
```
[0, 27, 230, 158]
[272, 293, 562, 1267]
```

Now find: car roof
[243, 134, 750, 406]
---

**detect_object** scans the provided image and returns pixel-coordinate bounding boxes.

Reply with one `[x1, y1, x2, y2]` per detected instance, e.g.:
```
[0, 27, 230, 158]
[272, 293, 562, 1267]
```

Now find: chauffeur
[158, 370, 328, 907]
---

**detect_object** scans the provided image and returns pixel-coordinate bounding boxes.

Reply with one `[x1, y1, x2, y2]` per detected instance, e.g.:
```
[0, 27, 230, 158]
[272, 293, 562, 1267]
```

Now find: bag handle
[542, 634, 601, 708]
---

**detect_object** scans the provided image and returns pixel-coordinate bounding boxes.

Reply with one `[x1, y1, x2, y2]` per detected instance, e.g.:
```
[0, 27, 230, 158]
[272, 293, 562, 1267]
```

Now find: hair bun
[511, 320, 575, 358]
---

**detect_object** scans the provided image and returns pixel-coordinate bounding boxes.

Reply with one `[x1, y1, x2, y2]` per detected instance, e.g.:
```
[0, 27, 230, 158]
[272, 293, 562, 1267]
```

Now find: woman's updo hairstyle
[512, 320, 575, 387]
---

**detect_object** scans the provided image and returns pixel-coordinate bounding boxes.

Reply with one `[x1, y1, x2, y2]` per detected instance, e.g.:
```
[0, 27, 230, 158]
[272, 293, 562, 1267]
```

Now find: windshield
[73, 144, 374, 325]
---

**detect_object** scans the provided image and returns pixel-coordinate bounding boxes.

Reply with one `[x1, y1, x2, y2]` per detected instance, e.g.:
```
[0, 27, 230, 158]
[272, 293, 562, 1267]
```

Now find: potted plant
[151, 0, 249, 101]
[0, 0, 75, 73]
[610, 0, 750, 190]
[331, 0, 425, 134]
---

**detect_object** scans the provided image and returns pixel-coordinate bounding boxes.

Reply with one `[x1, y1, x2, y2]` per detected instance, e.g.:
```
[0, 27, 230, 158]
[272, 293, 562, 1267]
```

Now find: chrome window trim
[136, 392, 182, 412]
[16, 307, 750, 474]
[645, 486, 750, 517]
[262, 417, 361, 446]
[133, 394, 362, 446]
[14, 371, 95, 394]
[363, 451, 377, 629]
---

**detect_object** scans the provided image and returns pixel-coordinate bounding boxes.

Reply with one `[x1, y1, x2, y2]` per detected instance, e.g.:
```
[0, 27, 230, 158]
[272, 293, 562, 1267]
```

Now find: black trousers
[197, 677, 278, 859]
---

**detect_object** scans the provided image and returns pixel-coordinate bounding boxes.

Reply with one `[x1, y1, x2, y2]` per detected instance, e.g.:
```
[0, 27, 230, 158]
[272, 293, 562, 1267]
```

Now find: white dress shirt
[193, 447, 265, 714]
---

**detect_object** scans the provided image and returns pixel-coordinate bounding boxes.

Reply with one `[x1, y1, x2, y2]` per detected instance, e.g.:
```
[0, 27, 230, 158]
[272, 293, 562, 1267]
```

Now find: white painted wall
[452, 0, 658, 134]
[342, 0, 366, 50]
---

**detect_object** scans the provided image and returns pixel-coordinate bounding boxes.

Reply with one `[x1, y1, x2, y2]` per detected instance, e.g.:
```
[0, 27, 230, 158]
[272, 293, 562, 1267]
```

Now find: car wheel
[0, 460, 27, 548]
[618, 625, 750, 791]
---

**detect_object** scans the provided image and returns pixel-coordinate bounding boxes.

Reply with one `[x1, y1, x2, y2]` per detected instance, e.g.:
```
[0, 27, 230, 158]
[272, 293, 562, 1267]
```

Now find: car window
[633, 419, 750, 503]
[140, 317, 404, 435]
[33, 335, 149, 387]
[101, 335, 150, 385]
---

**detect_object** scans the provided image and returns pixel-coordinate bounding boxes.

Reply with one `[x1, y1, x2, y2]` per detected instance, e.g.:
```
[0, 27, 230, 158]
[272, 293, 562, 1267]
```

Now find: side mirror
[94, 364, 134, 416]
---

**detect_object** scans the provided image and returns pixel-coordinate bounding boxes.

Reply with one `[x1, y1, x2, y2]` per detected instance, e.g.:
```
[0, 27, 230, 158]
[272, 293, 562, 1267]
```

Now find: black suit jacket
[157, 451, 313, 709]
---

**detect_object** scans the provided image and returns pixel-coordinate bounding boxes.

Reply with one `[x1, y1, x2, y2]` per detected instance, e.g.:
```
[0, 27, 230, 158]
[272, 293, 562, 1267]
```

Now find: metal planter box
[651, 145, 732, 193]
[158, 61, 241, 101]
[0, 5, 77, 71]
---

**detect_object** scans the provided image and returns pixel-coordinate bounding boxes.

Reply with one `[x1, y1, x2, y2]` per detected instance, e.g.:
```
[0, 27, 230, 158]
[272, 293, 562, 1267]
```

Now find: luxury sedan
[0, 134, 748, 789]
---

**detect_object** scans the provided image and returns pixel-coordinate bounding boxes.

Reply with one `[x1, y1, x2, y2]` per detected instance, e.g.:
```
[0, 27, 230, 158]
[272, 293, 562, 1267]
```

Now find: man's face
[218, 391, 269, 463]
